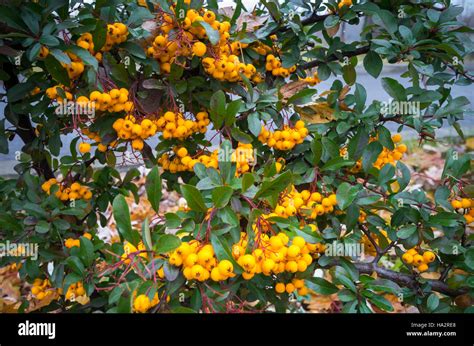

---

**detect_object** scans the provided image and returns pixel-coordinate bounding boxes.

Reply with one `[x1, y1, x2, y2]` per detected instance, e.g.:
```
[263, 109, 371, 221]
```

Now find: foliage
[0, 0, 473, 313]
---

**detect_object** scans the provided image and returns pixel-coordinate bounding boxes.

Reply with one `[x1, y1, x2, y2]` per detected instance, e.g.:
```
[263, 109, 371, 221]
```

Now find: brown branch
[323, 260, 467, 297]
[354, 262, 466, 298]
[360, 224, 382, 255]
[379, 114, 435, 139]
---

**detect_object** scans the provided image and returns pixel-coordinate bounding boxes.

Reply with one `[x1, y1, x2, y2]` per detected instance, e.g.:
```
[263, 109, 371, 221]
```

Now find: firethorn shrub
[0, 0, 472, 313]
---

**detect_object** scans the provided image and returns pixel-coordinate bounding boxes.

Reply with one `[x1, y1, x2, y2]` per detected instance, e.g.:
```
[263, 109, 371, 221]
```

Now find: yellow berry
[78, 142, 91, 153]
[192, 41, 207, 57]
[423, 251, 436, 263]
[275, 283, 285, 294]
[402, 253, 414, 264]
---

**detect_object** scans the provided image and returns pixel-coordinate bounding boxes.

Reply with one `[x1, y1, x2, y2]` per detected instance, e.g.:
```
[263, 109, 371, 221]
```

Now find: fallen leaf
[280, 80, 310, 103]
[295, 102, 335, 124]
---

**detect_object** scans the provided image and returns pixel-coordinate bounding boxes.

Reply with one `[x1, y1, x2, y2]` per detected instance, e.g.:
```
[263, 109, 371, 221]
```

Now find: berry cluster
[168, 241, 235, 282]
[62, 54, 85, 80]
[271, 185, 337, 219]
[113, 115, 158, 151]
[402, 248, 436, 272]
[158, 147, 219, 173]
[373, 134, 407, 169]
[103, 23, 129, 51]
[301, 71, 321, 86]
[65, 281, 87, 302]
[76, 23, 128, 62]
[31, 279, 61, 301]
[88, 89, 133, 113]
[202, 55, 259, 82]
[265, 54, 296, 77]
[251, 41, 273, 56]
[41, 179, 92, 201]
[231, 142, 255, 176]
[121, 241, 148, 264]
[132, 293, 161, 313]
[64, 232, 92, 249]
[258, 120, 309, 151]
[360, 230, 387, 256]
[451, 198, 474, 224]
[232, 233, 323, 279]
[45, 85, 73, 103]
[275, 279, 308, 295]
[156, 111, 208, 140]
[81, 128, 114, 153]
[341, 133, 406, 172]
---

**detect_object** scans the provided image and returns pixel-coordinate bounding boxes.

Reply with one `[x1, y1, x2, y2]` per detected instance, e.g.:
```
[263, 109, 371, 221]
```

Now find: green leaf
[428, 212, 462, 227]
[112, 194, 139, 245]
[209, 90, 226, 128]
[396, 225, 417, 239]
[247, 112, 261, 137]
[373, 9, 397, 35]
[306, 277, 339, 295]
[44, 55, 70, 85]
[50, 48, 71, 65]
[364, 290, 394, 312]
[154, 234, 181, 254]
[367, 279, 401, 295]
[210, 233, 241, 273]
[6, 82, 34, 103]
[363, 51, 383, 78]
[381, 77, 406, 101]
[321, 157, 355, 171]
[145, 166, 162, 214]
[66, 256, 85, 275]
[427, 293, 439, 311]
[180, 184, 207, 212]
[362, 141, 383, 172]
[79, 236, 95, 266]
[241, 173, 255, 193]
[342, 65, 356, 85]
[378, 163, 395, 186]
[255, 171, 292, 199]
[225, 99, 242, 126]
[287, 88, 317, 105]
[230, 127, 253, 143]
[35, 220, 50, 234]
[39, 35, 59, 46]
[66, 46, 98, 71]
[464, 248, 474, 270]
[92, 20, 107, 52]
[336, 182, 359, 210]
[121, 41, 147, 59]
[142, 218, 152, 251]
[194, 20, 220, 45]
[212, 186, 233, 208]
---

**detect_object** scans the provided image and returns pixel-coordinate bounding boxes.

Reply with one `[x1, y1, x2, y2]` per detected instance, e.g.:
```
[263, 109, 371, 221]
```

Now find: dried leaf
[327, 23, 340, 37]
[295, 102, 335, 124]
[219, 7, 268, 31]
[280, 80, 310, 103]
